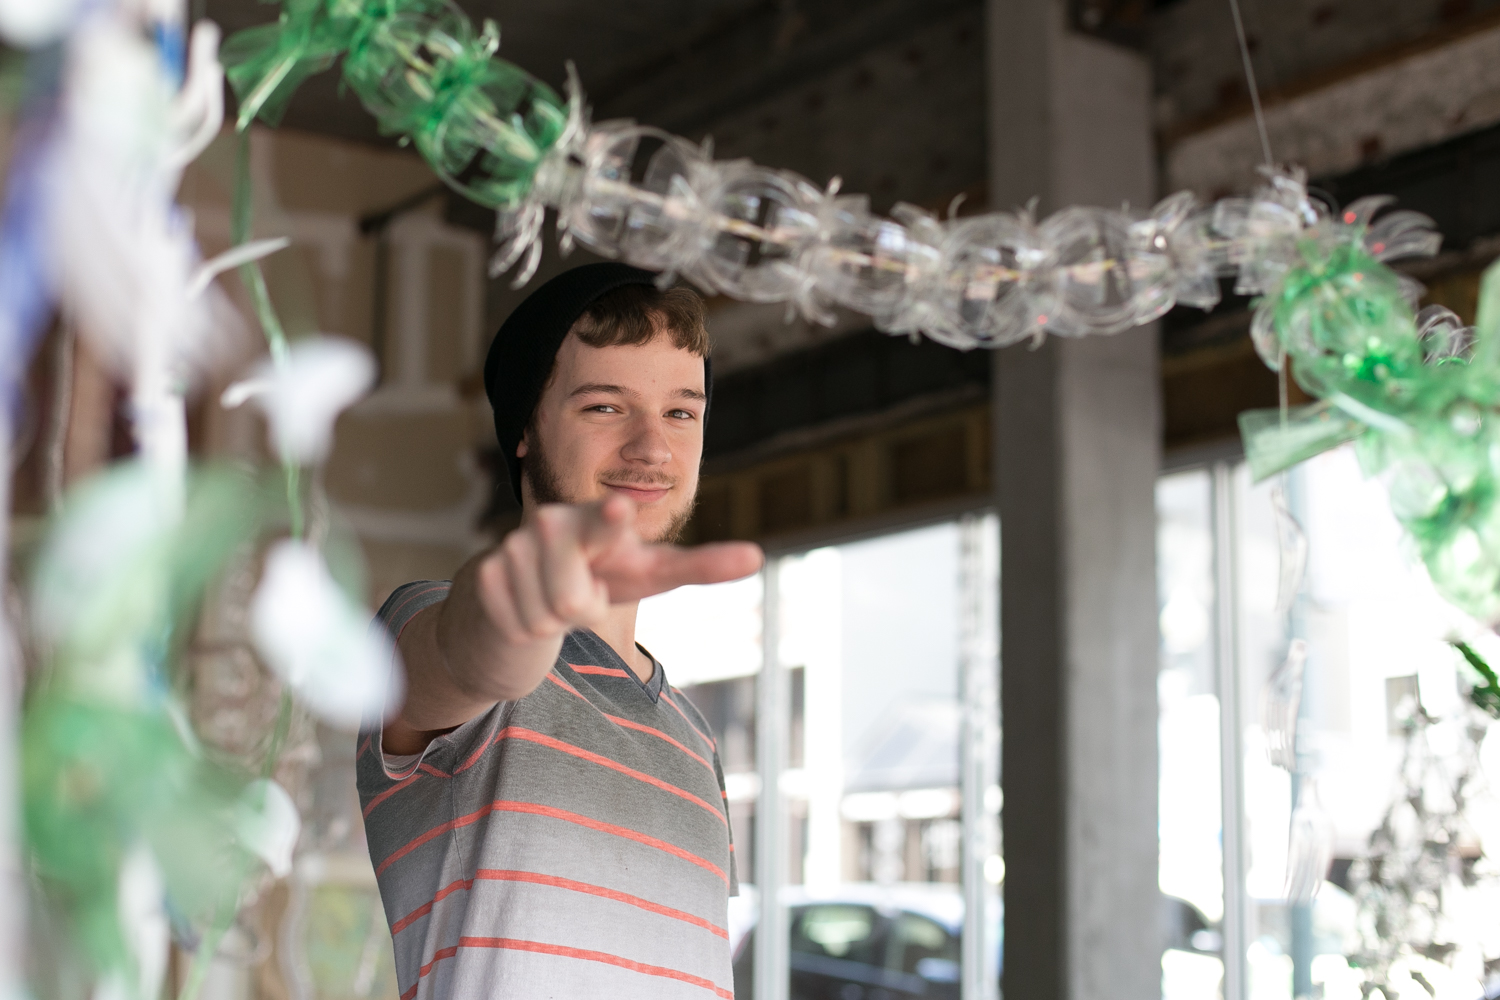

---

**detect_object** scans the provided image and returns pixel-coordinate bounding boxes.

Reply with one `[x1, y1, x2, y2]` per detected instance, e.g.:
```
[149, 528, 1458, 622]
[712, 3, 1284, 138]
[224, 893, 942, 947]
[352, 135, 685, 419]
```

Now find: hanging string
[1229, 0, 1298, 554]
[1226, 0, 1328, 905]
[1229, 0, 1274, 169]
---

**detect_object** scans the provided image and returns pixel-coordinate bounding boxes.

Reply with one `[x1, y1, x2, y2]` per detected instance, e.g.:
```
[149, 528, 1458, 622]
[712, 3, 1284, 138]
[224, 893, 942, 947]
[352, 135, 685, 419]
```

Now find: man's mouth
[602, 481, 673, 504]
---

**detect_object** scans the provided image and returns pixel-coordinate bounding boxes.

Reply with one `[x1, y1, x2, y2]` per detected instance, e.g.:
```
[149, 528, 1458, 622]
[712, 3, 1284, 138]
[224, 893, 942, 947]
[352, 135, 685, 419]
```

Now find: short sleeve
[357, 580, 454, 781]
[374, 580, 453, 639]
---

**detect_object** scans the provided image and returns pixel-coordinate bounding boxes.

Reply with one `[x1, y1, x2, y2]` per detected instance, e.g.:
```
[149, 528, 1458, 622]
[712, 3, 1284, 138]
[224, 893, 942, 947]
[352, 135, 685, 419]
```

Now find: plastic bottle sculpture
[222, 0, 1500, 627]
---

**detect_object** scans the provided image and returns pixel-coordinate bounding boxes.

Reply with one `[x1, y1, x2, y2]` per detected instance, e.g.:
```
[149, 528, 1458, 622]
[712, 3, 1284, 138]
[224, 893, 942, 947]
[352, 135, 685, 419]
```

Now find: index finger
[576, 494, 637, 559]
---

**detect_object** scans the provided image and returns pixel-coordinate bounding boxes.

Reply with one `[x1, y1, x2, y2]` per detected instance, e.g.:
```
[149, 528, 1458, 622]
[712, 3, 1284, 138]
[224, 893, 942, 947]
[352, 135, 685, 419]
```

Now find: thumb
[598, 540, 765, 604]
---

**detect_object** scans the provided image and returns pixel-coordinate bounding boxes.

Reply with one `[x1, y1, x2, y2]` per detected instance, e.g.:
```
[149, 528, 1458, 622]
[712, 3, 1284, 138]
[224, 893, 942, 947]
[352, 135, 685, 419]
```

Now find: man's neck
[591, 601, 652, 682]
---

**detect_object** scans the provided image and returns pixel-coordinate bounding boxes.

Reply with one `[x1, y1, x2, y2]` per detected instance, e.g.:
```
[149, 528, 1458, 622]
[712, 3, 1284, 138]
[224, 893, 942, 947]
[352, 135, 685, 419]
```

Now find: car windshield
[791, 904, 881, 963]
[888, 911, 958, 975]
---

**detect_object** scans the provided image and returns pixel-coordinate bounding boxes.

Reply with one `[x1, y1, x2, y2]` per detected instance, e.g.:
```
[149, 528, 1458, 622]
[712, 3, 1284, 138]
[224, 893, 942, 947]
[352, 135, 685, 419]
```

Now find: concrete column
[985, 5, 1162, 1000]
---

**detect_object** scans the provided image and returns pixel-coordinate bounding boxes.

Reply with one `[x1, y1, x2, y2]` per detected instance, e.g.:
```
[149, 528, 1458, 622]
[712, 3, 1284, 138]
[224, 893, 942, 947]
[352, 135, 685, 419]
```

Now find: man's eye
[668, 409, 696, 420]
[587, 404, 618, 414]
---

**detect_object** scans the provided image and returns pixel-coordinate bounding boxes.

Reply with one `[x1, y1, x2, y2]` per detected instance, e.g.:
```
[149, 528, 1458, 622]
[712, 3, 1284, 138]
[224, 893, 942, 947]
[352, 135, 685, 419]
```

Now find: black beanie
[483, 262, 714, 505]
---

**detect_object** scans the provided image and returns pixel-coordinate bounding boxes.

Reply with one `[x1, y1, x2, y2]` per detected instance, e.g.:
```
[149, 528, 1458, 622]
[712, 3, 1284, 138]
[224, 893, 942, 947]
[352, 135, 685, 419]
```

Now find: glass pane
[783, 521, 983, 999]
[1233, 462, 1297, 1000]
[1233, 450, 1500, 1000]
[644, 518, 1001, 999]
[1156, 468, 1227, 1000]
[636, 574, 765, 981]
[816, 524, 961, 888]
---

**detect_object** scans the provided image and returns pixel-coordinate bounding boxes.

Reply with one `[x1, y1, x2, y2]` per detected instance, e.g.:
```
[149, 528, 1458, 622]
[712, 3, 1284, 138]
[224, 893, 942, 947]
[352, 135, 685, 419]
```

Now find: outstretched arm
[382, 495, 762, 755]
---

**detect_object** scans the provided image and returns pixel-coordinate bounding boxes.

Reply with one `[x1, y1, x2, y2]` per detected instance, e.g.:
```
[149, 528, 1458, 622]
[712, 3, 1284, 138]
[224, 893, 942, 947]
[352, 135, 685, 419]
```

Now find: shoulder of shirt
[374, 580, 452, 635]
[667, 683, 712, 730]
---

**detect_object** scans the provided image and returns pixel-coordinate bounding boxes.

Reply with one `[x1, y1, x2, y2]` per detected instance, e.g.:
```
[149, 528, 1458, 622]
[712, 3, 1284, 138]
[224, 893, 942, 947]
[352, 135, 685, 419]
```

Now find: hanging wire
[1225, 0, 1330, 912]
[1228, 0, 1275, 168]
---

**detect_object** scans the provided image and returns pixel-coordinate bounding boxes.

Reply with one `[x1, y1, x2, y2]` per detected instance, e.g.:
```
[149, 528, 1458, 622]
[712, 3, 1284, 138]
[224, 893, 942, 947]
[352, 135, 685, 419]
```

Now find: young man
[356, 263, 762, 1000]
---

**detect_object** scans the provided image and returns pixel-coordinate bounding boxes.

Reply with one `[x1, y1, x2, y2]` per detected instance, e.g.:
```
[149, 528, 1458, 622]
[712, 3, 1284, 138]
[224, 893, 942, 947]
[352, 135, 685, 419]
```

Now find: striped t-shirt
[357, 581, 738, 1000]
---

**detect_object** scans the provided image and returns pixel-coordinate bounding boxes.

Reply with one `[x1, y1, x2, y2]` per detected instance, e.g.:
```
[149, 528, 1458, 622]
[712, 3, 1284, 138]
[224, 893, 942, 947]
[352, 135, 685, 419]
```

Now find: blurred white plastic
[221, 335, 375, 466]
[0, 0, 84, 46]
[116, 844, 169, 1000]
[249, 540, 398, 729]
[234, 778, 300, 879]
[1262, 638, 1307, 773]
[1283, 775, 1334, 902]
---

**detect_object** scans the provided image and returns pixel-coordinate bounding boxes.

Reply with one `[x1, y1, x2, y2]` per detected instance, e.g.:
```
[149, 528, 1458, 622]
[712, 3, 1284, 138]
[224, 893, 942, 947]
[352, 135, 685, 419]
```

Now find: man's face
[518, 329, 706, 543]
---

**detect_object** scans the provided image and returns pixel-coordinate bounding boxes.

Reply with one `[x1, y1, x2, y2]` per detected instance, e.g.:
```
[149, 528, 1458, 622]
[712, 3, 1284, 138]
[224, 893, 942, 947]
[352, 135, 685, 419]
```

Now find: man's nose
[620, 416, 672, 465]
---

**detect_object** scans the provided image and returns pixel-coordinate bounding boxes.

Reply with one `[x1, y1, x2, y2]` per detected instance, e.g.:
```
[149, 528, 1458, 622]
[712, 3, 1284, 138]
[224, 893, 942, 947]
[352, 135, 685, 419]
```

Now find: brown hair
[567, 283, 710, 356]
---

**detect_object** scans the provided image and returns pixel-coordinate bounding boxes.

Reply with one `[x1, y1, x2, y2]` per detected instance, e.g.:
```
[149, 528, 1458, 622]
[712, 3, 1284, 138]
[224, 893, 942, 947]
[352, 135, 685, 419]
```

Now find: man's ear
[516, 429, 530, 459]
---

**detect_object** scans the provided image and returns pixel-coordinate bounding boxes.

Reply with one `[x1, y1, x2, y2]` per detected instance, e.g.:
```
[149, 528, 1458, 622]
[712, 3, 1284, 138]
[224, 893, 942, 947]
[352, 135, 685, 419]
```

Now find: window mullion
[754, 558, 790, 1000]
[959, 512, 1001, 1000]
[1213, 461, 1249, 1000]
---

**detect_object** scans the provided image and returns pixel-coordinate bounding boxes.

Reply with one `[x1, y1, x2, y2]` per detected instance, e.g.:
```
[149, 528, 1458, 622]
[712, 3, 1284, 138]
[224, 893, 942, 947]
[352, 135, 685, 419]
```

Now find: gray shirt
[357, 581, 738, 999]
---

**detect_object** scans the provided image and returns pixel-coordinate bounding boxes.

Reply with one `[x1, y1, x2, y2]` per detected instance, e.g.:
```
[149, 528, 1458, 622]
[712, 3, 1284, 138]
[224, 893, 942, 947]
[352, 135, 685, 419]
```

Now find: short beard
[522, 437, 696, 544]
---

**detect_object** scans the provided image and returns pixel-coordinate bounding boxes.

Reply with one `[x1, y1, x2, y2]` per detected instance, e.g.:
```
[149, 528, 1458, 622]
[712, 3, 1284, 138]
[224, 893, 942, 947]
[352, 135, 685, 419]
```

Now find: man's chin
[640, 501, 695, 545]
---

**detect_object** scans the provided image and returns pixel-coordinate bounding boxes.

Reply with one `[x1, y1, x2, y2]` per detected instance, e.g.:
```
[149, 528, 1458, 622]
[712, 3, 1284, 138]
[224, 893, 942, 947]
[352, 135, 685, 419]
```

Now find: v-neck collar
[570, 629, 665, 702]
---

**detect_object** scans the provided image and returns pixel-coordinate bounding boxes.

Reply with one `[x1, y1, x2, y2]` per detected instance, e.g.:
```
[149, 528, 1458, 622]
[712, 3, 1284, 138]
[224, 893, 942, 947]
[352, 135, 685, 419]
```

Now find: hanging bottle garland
[222, 0, 1500, 628]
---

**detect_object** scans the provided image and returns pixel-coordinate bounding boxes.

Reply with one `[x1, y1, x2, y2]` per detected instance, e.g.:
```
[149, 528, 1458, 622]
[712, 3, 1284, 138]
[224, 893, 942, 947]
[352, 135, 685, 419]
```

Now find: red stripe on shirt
[401, 938, 732, 1000]
[391, 875, 474, 935]
[376, 799, 728, 885]
[390, 869, 728, 939]
[546, 671, 591, 701]
[453, 725, 503, 774]
[663, 690, 716, 751]
[446, 713, 713, 803]
[367, 716, 713, 821]
[363, 771, 424, 818]
[387, 584, 449, 629]
[367, 666, 722, 822]
[603, 714, 715, 773]
[370, 584, 447, 790]
[363, 762, 453, 818]
[568, 662, 631, 678]
[399, 943, 459, 1000]
[490, 727, 726, 826]
[546, 672, 715, 774]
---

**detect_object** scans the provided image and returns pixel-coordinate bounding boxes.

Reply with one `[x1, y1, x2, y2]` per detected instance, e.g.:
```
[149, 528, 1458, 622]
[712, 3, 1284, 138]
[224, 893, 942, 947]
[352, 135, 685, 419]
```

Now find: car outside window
[887, 912, 959, 978]
[791, 905, 883, 965]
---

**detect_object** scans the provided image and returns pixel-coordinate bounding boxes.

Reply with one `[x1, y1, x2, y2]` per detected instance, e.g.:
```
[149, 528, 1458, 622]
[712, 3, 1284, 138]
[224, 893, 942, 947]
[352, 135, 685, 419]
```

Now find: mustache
[598, 470, 677, 488]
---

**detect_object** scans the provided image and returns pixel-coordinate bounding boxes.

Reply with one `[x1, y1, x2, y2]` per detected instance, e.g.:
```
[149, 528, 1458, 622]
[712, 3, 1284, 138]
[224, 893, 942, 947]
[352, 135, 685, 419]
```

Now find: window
[1157, 450, 1500, 1000]
[637, 513, 1000, 1000]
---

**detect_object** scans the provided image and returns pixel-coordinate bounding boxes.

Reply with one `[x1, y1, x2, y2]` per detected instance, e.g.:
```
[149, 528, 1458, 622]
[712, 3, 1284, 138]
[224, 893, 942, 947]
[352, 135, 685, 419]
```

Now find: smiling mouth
[602, 482, 673, 503]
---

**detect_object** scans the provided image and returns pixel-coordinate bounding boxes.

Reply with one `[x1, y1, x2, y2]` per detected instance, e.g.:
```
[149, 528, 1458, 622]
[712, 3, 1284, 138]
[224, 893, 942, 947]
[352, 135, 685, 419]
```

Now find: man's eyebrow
[567, 382, 636, 399]
[567, 382, 707, 403]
